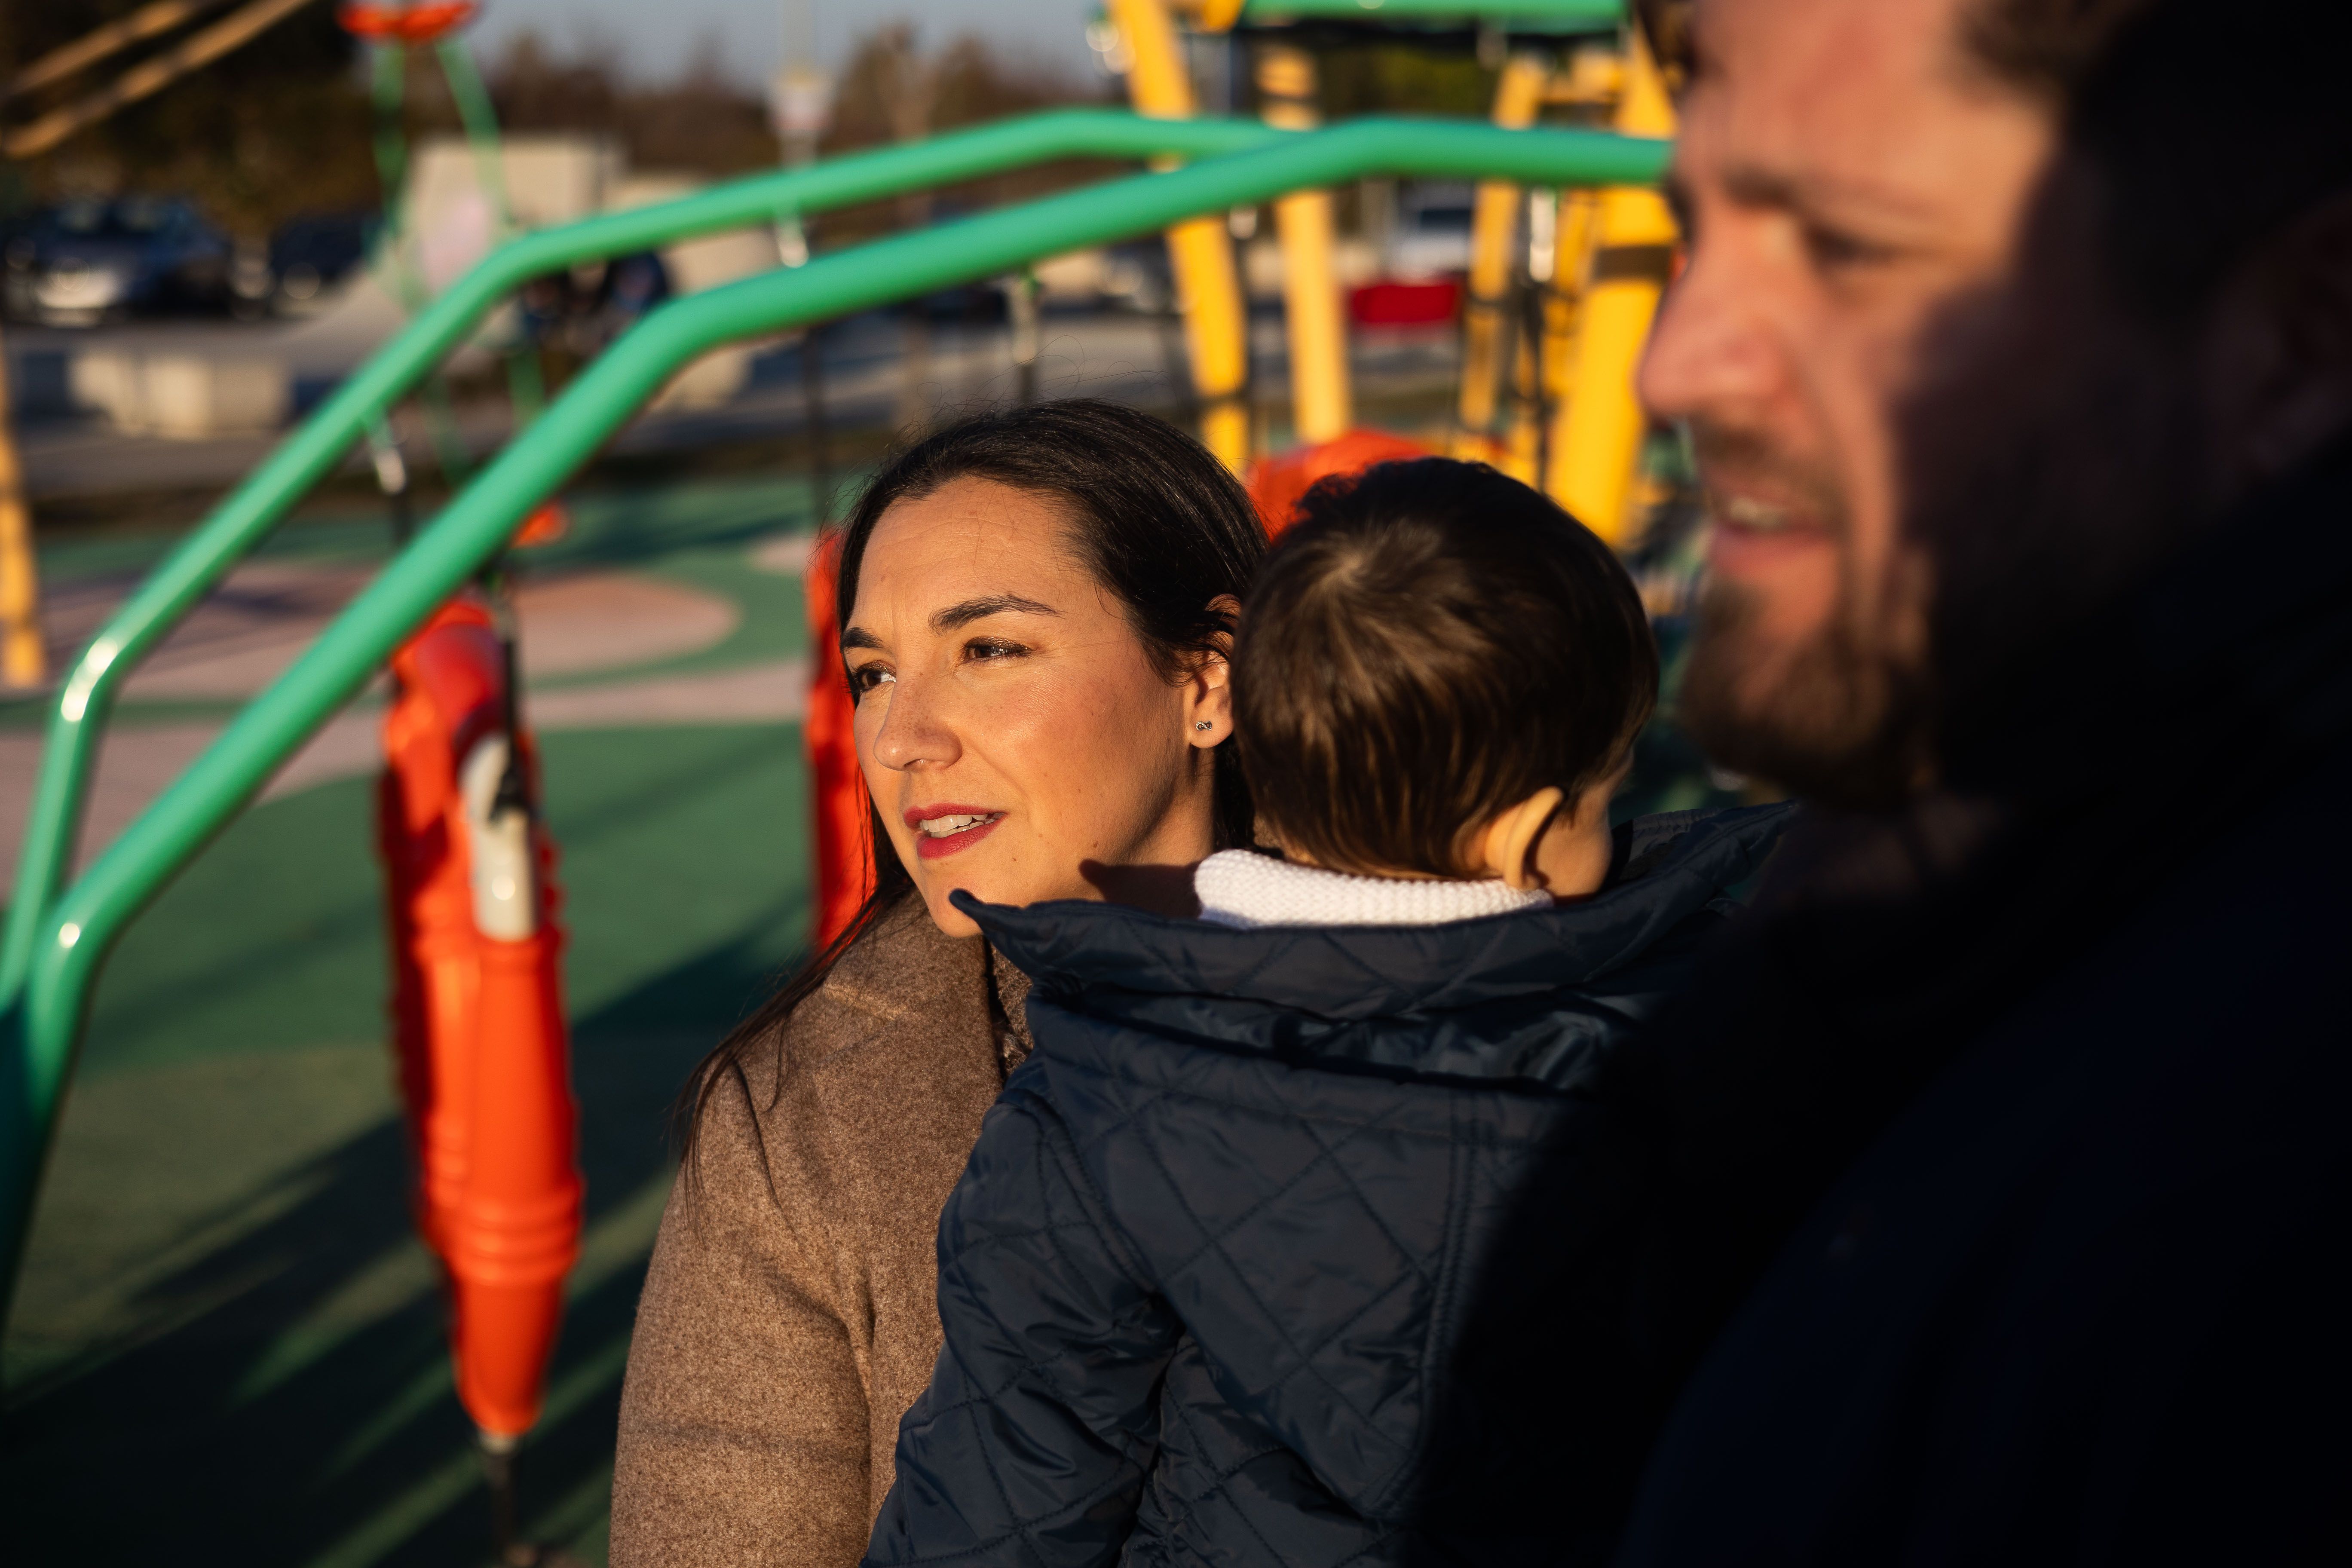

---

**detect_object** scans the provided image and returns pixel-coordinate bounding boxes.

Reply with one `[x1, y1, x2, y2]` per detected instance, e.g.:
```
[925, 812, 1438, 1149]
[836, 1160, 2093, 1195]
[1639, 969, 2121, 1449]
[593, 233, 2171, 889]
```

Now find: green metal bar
[0, 115, 1669, 1324]
[0, 109, 1285, 1009]
[434, 33, 548, 428]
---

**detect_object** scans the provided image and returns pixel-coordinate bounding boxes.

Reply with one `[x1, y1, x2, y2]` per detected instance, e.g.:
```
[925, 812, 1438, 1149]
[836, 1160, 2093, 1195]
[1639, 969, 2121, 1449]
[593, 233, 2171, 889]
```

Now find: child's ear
[1477, 788, 1566, 889]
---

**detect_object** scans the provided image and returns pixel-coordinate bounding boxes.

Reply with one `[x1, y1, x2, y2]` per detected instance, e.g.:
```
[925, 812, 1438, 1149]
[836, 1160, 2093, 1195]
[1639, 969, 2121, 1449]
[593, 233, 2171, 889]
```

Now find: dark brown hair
[677, 400, 1265, 1160]
[1233, 459, 1657, 878]
[1963, 0, 2352, 317]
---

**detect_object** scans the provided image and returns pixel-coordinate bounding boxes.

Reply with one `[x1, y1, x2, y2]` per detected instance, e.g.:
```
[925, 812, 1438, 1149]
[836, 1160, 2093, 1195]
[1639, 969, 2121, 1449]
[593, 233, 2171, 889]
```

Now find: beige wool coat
[609, 900, 1030, 1567]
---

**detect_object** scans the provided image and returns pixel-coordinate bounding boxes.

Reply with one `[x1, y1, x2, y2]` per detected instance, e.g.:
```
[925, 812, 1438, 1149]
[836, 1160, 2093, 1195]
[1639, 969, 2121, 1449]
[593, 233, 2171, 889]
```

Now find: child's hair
[1233, 458, 1658, 877]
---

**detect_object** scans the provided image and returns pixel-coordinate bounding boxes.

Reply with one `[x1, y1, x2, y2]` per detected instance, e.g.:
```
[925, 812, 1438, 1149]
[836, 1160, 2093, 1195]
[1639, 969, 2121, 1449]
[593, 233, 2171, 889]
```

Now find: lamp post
[769, 2, 835, 519]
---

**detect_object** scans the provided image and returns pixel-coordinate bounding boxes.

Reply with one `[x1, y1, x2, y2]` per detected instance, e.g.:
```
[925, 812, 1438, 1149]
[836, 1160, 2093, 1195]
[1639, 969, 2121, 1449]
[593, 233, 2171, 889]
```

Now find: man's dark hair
[1964, 0, 2352, 317]
[1234, 459, 1657, 878]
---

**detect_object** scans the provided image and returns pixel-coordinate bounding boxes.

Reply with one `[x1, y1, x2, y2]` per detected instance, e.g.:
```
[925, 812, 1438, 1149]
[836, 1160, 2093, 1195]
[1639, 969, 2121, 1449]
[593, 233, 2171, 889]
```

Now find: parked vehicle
[1, 196, 234, 326]
[262, 211, 376, 315]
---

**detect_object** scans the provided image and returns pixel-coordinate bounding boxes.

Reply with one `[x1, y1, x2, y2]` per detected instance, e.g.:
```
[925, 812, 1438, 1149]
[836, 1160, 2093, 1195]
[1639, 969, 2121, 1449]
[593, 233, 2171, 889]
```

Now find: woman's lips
[905, 805, 1006, 861]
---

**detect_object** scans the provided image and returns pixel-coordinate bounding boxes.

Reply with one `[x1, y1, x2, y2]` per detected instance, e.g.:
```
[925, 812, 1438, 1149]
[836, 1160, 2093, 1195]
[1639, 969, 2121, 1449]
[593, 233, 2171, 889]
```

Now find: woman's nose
[867, 672, 962, 773]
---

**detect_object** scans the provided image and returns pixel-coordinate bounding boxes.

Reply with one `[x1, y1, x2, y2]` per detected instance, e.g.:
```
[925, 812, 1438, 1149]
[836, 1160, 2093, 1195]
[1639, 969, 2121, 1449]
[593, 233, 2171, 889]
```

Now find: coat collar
[955, 805, 1794, 1019]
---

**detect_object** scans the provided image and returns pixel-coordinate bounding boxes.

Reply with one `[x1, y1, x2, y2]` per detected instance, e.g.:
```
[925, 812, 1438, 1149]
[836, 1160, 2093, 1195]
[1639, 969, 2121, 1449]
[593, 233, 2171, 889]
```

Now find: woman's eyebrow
[929, 595, 1059, 633]
[841, 626, 884, 652]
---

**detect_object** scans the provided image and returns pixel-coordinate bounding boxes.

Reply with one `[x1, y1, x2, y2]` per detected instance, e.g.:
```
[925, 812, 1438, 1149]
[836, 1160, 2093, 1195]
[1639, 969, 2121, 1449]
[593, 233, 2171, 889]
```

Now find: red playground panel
[1348, 278, 1461, 329]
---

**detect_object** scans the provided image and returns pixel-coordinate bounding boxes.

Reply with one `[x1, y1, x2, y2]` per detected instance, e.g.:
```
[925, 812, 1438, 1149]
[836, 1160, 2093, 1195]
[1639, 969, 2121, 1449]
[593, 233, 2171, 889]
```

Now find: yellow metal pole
[1500, 188, 1554, 484]
[1106, 0, 1253, 472]
[1452, 51, 1552, 461]
[1519, 187, 1596, 486]
[1548, 26, 1678, 544]
[0, 328, 45, 690]
[1253, 40, 1351, 445]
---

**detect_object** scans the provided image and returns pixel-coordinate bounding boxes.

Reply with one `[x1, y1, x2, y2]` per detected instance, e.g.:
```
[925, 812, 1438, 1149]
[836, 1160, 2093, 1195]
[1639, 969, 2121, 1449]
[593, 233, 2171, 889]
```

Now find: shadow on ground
[2, 721, 810, 1567]
[0, 931, 796, 1568]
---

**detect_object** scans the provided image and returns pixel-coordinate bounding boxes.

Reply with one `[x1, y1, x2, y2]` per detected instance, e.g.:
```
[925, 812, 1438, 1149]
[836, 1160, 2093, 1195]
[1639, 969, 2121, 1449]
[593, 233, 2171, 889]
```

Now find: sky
[467, 0, 1104, 88]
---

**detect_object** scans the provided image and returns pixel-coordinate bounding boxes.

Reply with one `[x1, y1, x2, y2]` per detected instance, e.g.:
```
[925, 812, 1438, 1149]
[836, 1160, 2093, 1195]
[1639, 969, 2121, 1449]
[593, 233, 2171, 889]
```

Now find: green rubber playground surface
[1, 478, 823, 1566]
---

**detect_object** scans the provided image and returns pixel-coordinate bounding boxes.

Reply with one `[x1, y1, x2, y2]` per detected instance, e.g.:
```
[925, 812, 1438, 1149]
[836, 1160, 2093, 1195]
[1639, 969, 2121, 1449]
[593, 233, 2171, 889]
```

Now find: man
[1589, 0, 2351, 1560]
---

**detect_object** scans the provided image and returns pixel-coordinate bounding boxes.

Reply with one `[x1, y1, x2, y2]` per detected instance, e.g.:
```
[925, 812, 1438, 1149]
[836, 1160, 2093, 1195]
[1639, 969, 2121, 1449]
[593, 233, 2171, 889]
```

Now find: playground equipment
[0, 105, 1287, 1092]
[0, 107, 1304, 1554]
[377, 594, 582, 1453]
[340, 15, 585, 1504]
[2, 87, 1670, 1568]
[1104, 0, 1254, 470]
[1, 107, 1668, 1308]
[1081, 0, 1677, 540]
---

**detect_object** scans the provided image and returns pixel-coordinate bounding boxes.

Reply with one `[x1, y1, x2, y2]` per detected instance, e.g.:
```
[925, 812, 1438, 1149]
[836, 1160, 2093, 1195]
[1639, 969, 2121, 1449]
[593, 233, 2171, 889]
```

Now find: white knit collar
[1194, 848, 1553, 930]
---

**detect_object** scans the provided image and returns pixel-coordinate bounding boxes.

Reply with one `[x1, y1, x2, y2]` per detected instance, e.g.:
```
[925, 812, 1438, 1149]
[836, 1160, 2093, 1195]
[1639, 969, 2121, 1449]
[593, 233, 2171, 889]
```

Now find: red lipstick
[903, 803, 1006, 861]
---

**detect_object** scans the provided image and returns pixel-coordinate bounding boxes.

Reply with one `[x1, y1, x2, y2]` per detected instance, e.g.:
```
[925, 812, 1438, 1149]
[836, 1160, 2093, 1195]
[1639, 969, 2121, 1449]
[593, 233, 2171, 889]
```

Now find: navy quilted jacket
[865, 805, 1793, 1568]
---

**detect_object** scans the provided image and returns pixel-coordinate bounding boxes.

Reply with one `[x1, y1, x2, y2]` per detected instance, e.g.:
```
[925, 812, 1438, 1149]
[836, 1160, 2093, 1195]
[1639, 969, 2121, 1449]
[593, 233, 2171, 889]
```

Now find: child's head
[1233, 459, 1657, 892]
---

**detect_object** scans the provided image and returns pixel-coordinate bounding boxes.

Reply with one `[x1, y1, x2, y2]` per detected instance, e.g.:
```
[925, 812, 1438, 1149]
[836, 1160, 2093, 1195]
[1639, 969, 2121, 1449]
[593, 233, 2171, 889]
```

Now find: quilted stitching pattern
[866, 809, 1792, 1568]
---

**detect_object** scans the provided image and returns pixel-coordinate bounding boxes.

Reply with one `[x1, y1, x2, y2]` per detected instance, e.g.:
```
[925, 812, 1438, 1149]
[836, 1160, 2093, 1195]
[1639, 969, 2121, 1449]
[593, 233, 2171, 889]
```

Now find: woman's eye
[963, 638, 1028, 664]
[848, 664, 895, 696]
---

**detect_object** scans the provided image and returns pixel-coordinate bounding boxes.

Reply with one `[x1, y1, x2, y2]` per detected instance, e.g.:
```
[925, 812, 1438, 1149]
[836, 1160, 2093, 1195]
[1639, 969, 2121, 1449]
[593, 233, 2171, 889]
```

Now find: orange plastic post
[805, 532, 874, 949]
[375, 595, 582, 1442]
[379, 598, 506, 1254]
[444, 858, 579, 1439]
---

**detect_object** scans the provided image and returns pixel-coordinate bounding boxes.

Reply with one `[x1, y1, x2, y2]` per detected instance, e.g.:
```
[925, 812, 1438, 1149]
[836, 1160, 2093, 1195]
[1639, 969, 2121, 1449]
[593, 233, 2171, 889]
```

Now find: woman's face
[844, 476, 1230, 939]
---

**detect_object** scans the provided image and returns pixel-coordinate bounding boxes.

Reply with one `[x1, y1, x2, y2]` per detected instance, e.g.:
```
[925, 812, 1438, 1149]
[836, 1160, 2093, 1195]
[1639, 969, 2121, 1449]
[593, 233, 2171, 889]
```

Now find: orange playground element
[1246, 428, 1432, 537]
[336, 1, 479, 44]
[514, 499, 570, 549]
[377, 597, 583, 1441]
[805, 533, 876, 950]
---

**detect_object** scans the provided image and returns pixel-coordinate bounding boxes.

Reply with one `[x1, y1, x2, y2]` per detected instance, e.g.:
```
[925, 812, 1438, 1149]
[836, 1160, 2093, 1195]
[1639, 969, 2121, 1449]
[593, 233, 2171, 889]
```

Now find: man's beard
[1681, 554, 1932, 811]
[1676, 424, 1932, 810]
[1680, 184, 2207, 811]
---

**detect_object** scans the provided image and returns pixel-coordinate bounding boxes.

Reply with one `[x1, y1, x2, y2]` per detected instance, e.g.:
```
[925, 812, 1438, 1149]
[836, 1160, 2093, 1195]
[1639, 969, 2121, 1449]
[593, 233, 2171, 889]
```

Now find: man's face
[1642, 0, 2057, 803]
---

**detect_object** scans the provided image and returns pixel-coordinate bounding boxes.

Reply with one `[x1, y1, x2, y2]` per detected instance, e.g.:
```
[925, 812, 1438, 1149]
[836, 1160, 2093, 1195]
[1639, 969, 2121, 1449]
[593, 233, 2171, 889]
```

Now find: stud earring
[1194, 721, 1213, 732]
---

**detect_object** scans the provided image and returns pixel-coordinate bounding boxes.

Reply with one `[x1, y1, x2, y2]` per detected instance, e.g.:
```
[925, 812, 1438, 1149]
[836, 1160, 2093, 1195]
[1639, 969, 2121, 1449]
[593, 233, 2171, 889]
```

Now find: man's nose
[868, 673, 961, 773]
[1639, 241, 1785, 428]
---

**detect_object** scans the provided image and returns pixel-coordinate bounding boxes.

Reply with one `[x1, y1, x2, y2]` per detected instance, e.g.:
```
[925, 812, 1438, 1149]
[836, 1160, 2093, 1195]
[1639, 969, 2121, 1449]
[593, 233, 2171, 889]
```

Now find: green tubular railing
[0, 114, 1670, 1320]
[0, 108, 1286, 1009]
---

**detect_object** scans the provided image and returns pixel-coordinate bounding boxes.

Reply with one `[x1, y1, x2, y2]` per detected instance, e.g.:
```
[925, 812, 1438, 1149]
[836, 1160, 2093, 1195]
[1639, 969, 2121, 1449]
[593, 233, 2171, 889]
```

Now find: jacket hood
[956, 803, 1793, 1023]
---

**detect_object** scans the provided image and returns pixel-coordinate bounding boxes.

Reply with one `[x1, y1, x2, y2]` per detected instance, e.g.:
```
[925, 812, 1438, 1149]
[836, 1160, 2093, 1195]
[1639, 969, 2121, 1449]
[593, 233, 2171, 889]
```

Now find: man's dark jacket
[863, 806, 1792, 1568]
[1596, 444, 2352, 1565]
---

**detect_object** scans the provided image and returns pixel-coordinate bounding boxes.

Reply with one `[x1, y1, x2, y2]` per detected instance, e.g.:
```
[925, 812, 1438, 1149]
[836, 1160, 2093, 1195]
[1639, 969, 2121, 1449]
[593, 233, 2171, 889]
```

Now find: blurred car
[258, 211, 376, 315]
[1386, 181, 1476, 279]
[2, 196, 233, 325]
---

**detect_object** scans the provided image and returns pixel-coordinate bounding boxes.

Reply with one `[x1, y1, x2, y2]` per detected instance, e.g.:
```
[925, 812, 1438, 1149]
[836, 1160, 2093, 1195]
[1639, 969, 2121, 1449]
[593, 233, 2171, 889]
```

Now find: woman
[609, 401, 1265, 1567]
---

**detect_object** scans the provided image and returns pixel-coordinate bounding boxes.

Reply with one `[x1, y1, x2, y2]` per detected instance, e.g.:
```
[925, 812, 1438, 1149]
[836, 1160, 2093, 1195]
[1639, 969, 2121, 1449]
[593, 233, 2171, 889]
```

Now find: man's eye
[849, 665, 895, 696]
[1802, 223, 1896, 275]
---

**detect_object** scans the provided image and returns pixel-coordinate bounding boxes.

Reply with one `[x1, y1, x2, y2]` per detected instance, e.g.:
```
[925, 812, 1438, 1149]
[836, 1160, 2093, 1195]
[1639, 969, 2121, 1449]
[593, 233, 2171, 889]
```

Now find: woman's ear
[1185, 595, 1242, 749]
[1476, 787, 1566, 890]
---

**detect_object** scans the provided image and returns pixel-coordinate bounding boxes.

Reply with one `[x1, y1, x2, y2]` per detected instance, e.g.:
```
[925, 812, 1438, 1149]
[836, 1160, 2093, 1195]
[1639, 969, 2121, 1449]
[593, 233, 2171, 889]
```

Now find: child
[866, 460, 1791, 1567]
